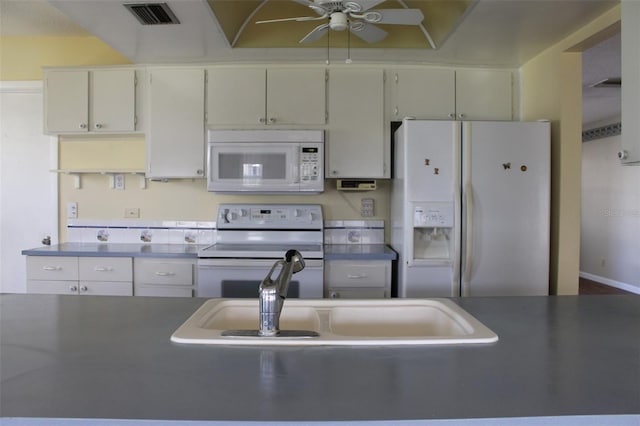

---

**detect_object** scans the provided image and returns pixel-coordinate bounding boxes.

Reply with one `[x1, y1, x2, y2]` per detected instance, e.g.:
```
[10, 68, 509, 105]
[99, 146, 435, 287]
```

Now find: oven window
[220, 280, 301, 298]
[218, 153, 287, 180]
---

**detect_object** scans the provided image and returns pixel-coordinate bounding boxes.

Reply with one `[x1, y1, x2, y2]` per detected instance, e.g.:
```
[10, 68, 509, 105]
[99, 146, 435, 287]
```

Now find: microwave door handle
[292, 150, 300, 183]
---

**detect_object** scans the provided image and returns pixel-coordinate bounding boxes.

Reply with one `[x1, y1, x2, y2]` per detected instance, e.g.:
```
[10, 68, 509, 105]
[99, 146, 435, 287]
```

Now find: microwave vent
[124, 3, 180, 25]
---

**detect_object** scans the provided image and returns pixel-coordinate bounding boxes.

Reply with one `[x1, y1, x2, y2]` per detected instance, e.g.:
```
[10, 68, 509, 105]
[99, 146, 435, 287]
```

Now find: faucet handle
[285, 249, 305, 272]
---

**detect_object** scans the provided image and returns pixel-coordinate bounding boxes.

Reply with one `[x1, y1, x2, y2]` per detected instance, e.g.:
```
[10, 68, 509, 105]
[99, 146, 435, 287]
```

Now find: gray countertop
[1, 294, 638, 423]
[21, 243, 206, 258]
[21, 243, 397, 260]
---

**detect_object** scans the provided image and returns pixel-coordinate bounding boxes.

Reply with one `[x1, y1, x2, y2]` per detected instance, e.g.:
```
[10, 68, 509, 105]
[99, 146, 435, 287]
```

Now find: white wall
[0, 82, 58, 293]
[581, 133, 640, 293]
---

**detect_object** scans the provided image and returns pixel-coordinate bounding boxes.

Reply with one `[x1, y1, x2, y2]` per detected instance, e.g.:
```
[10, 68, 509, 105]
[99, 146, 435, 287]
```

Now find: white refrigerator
[391, 119, 550, 297]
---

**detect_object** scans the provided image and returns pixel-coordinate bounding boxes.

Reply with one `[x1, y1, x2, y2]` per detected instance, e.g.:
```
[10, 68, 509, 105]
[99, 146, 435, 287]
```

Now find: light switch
[361, 198, 374, 217]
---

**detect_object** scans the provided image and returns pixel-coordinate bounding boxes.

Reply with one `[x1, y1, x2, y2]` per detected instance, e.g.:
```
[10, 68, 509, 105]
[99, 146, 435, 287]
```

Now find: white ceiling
[0, 0, 621, 124]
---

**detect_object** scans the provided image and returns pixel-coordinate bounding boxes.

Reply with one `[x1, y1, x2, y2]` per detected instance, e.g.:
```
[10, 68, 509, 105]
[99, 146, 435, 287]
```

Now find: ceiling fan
[256, 0, 425, 44]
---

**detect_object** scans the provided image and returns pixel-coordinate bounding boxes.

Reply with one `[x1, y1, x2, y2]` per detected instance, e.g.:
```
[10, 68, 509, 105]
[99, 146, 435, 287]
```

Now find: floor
[579, 277, 633, 295]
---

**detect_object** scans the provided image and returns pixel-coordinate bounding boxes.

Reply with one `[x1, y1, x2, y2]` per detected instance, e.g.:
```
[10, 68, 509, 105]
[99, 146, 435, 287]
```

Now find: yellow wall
[0, 36, 131, 80]
[520, 5, 621, 295]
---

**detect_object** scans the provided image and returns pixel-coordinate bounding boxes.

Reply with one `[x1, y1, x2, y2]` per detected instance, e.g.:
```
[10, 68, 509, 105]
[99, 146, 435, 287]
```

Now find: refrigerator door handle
[462, 182, 474, 295]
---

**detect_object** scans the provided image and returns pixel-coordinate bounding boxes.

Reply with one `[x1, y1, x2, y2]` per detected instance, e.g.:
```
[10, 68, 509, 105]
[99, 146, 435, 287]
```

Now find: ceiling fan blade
[300, 23, 330, 43]
[256, 15, 327, 24]
[364, 9, 424, 25]
[292, 0, 328, 15]
[350, 0, 387, 12]
[349, 22, 387, 43]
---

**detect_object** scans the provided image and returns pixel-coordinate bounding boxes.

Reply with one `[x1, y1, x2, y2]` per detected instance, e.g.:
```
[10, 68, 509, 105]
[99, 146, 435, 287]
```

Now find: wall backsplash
[67, 219, 385, 246]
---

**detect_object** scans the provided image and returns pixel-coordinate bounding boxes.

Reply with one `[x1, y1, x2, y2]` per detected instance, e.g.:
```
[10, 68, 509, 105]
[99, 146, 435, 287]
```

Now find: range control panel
[217, 204, 323, 229]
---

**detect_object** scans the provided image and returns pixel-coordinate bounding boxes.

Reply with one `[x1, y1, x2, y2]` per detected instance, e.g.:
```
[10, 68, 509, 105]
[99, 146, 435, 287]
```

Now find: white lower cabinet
[134, 258, 195, 297]
[324, 260, 391, 299]
[26, 256, 132, 296]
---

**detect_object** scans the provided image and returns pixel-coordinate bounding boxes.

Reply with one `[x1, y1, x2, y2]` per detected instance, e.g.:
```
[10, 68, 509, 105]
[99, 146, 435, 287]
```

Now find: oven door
[196, 258, 323, 298]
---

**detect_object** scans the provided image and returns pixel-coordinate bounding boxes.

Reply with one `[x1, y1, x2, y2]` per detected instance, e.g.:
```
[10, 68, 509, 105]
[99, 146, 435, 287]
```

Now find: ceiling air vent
[124, 3, 180, 25]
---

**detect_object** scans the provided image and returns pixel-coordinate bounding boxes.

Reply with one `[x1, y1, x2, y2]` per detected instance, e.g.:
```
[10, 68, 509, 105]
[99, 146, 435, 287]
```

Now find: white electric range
[196, 204, 324, 298]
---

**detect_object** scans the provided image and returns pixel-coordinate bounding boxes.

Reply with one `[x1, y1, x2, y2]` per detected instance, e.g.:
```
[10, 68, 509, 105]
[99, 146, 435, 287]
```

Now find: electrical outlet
[67, 202, 78, 219]
[125, 208, 140, 218]
[114, 174, 125, 190]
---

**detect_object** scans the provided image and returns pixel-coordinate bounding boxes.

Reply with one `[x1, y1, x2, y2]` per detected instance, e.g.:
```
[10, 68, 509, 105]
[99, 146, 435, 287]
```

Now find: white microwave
[207, 130, 324, 193]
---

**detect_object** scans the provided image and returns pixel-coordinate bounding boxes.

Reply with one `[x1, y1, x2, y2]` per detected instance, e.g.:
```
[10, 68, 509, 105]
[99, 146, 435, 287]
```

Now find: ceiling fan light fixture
[329, 12, 348, 31]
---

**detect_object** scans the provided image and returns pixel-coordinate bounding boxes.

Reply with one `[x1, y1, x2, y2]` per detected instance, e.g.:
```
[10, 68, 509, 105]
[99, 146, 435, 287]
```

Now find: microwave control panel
[300, 145, 321, 181]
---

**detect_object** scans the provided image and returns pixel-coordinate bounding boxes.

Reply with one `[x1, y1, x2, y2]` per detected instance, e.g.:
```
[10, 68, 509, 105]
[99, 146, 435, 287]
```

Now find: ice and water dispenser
[411, 202, 454, 262]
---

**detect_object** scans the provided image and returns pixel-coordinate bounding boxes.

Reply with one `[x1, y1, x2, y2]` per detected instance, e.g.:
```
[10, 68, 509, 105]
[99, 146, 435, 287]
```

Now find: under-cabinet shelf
[51, 169, 147, 190]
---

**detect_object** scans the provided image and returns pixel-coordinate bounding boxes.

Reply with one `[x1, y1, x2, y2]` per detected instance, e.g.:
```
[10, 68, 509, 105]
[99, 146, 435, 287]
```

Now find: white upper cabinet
[328, 68, 386, 178]
[206, 67, 326, 127]
[391, 68, 456, 120]
[44, 69, 137, 134]
[455, 69, 513, 120]
[146, 68, 205, 179]
[390, 67, 513, 121]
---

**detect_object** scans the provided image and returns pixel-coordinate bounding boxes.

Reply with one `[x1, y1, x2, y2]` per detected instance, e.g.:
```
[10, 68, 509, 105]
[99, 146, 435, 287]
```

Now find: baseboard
[579, 272, 640, 295]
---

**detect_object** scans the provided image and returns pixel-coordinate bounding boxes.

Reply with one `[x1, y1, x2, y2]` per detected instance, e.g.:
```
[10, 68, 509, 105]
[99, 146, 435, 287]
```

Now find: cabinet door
[328, 68, 385, 178]
[147, 68, 205, 178]
[267, 68, 326, 125]
[455, 69, 513, 120]
[206, 67, 266, 126]
[27, 280, 79, 295]
[78, 281, 133, 296]
[91, 69, 136, 132]
[392, 68, 455, 120]
[44, 70, 89, 133]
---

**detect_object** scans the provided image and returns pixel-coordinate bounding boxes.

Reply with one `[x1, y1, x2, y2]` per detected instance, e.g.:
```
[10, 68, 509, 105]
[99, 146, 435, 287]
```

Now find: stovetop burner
[198, 204, 324, 259]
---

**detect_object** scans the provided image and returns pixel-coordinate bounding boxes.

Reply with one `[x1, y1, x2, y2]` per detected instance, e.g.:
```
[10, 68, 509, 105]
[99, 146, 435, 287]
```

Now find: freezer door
[461, 121, 550, 296]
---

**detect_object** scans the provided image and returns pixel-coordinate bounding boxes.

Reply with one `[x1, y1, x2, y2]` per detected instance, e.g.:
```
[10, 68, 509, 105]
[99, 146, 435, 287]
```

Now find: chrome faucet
[258, 249, 305, 336]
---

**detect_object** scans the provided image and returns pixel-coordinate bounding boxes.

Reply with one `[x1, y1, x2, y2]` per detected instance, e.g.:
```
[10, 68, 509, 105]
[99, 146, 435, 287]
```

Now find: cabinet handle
[258, 117, 266, 123]
[329, 291, 340, 299]
[79, 123, 87, 129]
[394, 107, 399, 116]
[448, 113, 456, 119]
[95, 123, 103, 129]
[618, 150, 629, 160]
[196, 169, 204, 175]
[94, 267, 114, 272]
[155, 271, 176, 277]
[42, 266, 62, 271]
[458, 113, 466, 119]
[331, 170, 338, 175]
[347, 274, 367, 279]
[69, 285, 78, 292]
[79, 286, 88, 293]
[268, 117, 276, 124]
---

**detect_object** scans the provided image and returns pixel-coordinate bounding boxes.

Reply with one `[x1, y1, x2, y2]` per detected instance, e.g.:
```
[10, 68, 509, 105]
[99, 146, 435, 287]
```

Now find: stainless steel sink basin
[171, 299, 498, 346]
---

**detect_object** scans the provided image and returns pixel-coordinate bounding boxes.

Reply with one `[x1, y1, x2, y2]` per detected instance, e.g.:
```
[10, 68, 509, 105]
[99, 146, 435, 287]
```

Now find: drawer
[79, 257, 132, 282]
[78, 281, 133, 296]
[326, 288, 387, 299]
[134, 259, 194, 286]
[27, 256, 78, 281]
[325, 261, 389, 288]
[135, 284, 193, 297]
[27, 279, 80, 295]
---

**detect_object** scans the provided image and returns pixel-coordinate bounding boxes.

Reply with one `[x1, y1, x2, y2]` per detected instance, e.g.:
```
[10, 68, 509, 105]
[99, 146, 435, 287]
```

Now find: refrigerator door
[461, 121, 550, 296]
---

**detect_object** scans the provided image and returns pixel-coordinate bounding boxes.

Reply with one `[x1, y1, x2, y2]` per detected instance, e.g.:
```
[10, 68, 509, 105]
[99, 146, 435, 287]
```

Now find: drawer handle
[155, 271, 176, 277]
[94, 267, 114, 272]
[69, 285, 78, 292]
[79, 286, 88, 292]
[42, 266, 62, 271]
[347, 274, 367, 279]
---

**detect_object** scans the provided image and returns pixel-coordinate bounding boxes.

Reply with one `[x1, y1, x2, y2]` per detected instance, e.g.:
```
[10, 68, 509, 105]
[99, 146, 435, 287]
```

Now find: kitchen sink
[171, 298, 498, 346]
